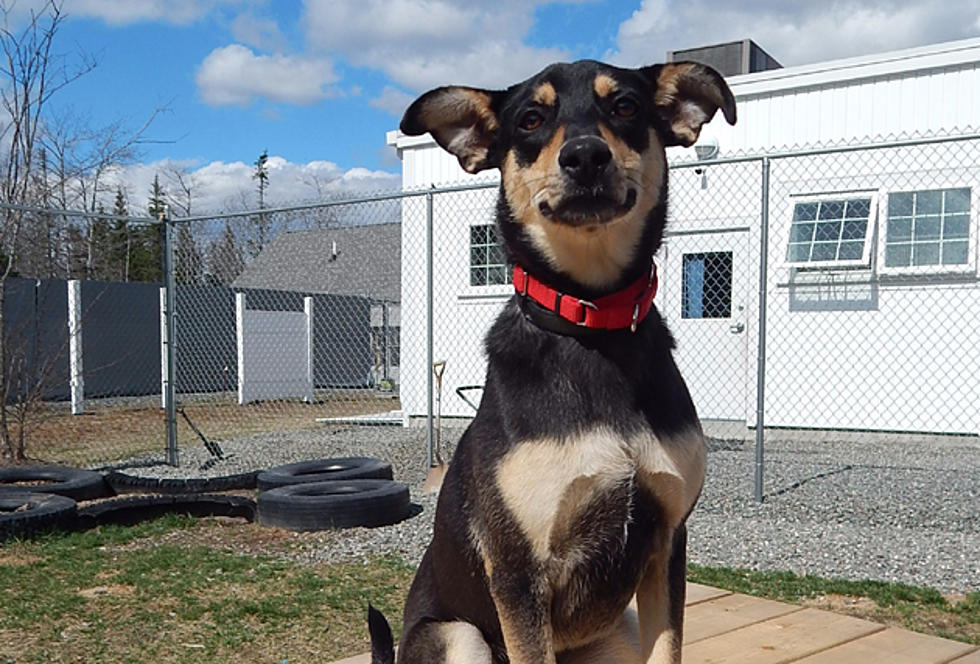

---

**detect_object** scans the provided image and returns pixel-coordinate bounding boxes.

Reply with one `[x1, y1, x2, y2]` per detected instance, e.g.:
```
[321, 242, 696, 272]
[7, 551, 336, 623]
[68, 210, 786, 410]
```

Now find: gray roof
[233, 223, 401, 302]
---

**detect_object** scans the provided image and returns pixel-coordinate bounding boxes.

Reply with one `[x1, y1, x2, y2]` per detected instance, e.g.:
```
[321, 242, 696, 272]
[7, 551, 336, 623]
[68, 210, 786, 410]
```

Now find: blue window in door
[682, 252, 732, 319]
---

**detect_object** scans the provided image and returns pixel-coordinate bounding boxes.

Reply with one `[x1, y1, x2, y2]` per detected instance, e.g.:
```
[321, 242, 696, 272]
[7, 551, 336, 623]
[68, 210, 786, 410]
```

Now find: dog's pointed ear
[400, 86, 503, 174]
[641, 62, 737, 147]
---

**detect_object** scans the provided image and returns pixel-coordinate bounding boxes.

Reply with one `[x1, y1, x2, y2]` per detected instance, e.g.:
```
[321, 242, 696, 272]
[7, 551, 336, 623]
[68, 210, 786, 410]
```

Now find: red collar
[513, 261, 658, 333]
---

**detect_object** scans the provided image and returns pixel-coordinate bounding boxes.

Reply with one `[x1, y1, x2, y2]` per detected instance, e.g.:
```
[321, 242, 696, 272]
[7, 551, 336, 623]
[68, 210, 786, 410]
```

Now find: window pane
[794, 203, 818, 221]
[889, 193, 913, 216]
[916, 190, 942, 214]
[471, 246, 487, 265]
[942, 240, 969, 265]
[886, 243, 911, 267]
[682, 252, 731, 319]
[789, 222, 815, 242]
[913, 242, 940, 265]
[488, 244, 505, 264]
[470, 225, 487, 244]
[488, 266, 507, 285]
[818, 201, 844, 219]
[837, 241, 864, 260]
[814, 221, 841, 241]
[914, 216, 941, 240]
[944, 214, 969, 239]
[887, 217, 912, 241]
[470, 267, 485, 287]
[786, 243, 811, 262]
[945, 188, 971, 213]
[845, 199, 871, 218]
[811, 242, 838, 261]
[841, 219, 867, 240]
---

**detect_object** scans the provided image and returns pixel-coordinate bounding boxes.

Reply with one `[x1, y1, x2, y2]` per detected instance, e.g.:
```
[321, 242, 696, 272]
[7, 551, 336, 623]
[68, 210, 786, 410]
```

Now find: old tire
[256, 457, 393, 491]
[104, 470, 258, 495]
[75, 494, 256, 530]
[0, 465, 110, 501]
[0, 492, 77, 542]
[257, 480, 413, 531]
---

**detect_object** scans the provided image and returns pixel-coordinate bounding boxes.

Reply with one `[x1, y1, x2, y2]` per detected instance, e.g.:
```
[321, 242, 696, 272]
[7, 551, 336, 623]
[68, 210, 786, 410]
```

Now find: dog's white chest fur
[495, 426, 706, 563]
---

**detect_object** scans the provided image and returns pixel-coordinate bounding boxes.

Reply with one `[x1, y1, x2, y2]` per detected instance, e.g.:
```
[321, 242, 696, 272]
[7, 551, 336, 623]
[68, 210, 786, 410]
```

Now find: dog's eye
[519, 110, 544, 131]
[613, 98, 638, 119]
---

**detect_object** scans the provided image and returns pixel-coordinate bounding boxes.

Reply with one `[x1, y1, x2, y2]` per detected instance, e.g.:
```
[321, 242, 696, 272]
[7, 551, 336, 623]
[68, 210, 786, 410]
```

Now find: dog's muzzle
[538, 136, 636, 225]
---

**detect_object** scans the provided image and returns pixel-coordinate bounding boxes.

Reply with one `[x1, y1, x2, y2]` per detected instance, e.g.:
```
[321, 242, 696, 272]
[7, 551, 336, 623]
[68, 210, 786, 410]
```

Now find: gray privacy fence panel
[175, 284, 237, 394]
[2, 277, 69, 401]
[80, 280, 161, 399]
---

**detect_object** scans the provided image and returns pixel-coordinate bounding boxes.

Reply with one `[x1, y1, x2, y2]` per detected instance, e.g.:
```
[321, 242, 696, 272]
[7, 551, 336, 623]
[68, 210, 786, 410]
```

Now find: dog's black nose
[558, 136, 612, 186]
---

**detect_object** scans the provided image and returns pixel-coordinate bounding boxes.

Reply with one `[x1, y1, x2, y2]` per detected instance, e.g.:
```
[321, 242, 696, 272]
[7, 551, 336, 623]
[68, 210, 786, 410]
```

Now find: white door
[656, 230, 750, 421]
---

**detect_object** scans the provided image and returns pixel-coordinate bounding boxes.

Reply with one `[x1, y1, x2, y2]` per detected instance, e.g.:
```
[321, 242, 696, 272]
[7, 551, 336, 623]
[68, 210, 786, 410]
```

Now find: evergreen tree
[207, 221, 244, 285]
[127, 177, 165, 283]
[248, 150, 271, 257]
[110, 188, 131, 281]
[175, 223, 203, 285]
[88, 204, 114, 281]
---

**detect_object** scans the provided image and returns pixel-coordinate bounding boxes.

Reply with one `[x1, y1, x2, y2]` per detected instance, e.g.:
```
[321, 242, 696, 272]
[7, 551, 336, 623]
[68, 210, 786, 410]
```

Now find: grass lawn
[0, 516, 976, 663]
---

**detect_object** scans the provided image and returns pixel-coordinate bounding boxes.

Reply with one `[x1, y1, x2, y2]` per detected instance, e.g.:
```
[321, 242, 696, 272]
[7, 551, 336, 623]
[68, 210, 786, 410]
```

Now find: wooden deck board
[686, 582, 732, 606]
[791, 628, 976, 664]
[684, 593, 803, 644]
[329, 585, 976, 664]
[682, 608, 884, 664]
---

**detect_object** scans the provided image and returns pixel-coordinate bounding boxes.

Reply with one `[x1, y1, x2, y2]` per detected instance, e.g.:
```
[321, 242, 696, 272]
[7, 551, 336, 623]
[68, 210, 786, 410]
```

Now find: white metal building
[387, 37, 980, 435]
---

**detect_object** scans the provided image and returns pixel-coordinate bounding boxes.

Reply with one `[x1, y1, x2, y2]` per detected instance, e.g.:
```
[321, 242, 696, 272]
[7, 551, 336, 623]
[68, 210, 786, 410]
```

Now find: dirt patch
[78, 584, 136, 599]
[802, 593, 878, 614]
[113, 516, 302, 558]
[0, 551, 41, 566]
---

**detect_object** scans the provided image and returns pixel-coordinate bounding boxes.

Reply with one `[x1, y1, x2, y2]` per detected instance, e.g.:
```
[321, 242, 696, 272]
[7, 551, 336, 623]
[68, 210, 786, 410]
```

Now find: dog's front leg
[488, 567, 556, 664]
[636, 525, 687, 664]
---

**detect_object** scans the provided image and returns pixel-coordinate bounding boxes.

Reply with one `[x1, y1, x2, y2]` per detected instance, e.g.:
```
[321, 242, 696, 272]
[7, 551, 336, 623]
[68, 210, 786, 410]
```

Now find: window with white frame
[469, 224, 510, 287]
[785, 196, 876, 267]
[883, 188, 971, 268]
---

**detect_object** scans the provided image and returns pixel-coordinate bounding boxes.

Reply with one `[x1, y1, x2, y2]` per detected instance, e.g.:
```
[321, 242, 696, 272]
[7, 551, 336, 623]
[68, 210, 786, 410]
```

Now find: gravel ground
[116, 424, 980, 594]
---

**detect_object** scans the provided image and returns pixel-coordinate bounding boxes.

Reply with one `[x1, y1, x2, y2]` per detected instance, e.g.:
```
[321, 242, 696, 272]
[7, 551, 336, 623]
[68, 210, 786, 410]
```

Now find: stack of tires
[0, 465, 257, 542]
[255, 457, 416, 532]
[1, 456, 417, 541]
[0, 466, 109, 542]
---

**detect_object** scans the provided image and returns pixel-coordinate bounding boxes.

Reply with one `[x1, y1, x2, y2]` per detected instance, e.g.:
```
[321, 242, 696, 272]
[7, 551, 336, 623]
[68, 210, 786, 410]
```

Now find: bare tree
[164, 164, 198, 218]
[0, 1, 156, 461]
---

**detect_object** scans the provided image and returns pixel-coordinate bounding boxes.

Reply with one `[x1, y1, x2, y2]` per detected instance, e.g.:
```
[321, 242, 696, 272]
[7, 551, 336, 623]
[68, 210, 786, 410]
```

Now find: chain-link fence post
[161, 211, 179, 467]
[425, 188, 435, 469]
[754, 157, 771, 502]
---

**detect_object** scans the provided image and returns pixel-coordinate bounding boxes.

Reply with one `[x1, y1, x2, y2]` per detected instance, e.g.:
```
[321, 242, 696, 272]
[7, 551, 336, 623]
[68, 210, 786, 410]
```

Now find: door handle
[730, 321, 745, 334]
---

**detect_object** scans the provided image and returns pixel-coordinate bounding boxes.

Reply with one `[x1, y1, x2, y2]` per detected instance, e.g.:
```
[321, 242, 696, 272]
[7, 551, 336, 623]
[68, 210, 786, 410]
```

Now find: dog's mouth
[538, 187, 637, 226]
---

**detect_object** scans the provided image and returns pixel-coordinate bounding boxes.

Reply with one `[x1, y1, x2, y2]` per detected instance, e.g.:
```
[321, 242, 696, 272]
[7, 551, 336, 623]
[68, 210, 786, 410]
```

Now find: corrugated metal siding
[714, 64, 980, 153]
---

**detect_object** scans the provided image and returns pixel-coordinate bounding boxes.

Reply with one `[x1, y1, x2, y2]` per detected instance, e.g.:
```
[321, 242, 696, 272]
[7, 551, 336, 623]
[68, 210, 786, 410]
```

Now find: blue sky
[11, 0, 980, 213]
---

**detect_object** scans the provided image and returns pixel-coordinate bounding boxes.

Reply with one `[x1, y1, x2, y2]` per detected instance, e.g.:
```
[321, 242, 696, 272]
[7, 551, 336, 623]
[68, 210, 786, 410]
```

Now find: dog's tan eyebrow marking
[594, 74, 619, 98]
[533, 82, 557, 106]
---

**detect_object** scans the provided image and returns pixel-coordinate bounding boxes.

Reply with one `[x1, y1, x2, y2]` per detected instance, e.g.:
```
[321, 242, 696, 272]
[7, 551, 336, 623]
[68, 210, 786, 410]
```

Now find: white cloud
[102, 156, 400, 216]
[369, 86, 415, 116]
[229, 12, 289, 52]
[195, 44, 339, 107]
[301, 0, 571, 91]
[610, 0, 980, 69]
[64, 0, 241, 26]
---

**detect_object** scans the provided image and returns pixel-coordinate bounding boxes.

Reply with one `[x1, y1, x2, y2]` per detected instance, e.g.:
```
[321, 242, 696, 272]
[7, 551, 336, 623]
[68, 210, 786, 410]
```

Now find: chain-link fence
[2, 131, 978, 504]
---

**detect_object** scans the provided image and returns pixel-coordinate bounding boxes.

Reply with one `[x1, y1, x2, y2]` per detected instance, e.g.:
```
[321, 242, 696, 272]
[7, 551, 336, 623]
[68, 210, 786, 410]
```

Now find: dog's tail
[368, 604, 395, 664]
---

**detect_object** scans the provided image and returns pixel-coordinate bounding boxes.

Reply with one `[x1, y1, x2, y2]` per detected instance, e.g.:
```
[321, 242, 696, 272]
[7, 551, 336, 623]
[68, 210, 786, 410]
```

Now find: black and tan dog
[369, 59, 735, 664]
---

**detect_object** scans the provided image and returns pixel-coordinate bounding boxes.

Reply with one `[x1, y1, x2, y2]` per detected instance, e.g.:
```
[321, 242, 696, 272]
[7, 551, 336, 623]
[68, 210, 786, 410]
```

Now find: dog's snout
[558, 136, 612, 186]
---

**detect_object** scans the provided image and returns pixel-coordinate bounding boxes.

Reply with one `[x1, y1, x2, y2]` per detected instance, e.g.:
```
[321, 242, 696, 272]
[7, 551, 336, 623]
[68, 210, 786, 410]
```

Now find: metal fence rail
[1, 130, 978, 505]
